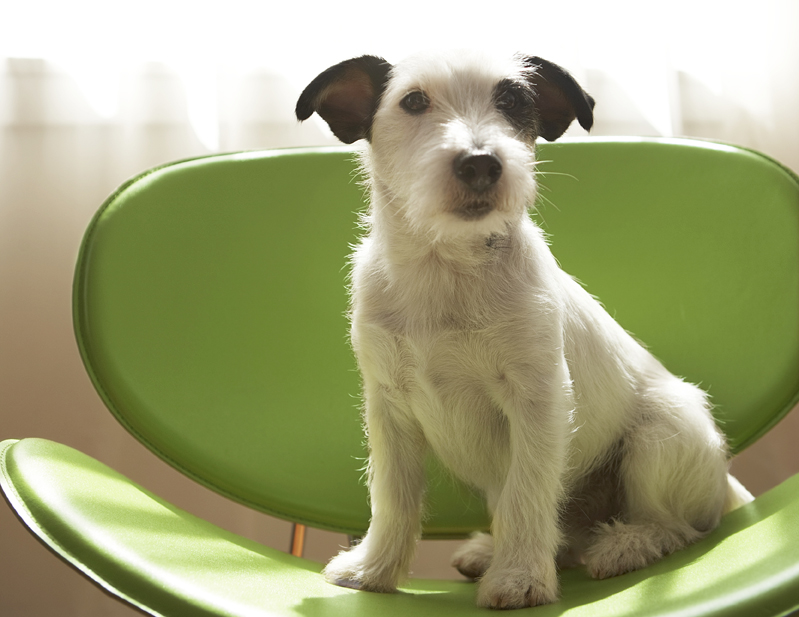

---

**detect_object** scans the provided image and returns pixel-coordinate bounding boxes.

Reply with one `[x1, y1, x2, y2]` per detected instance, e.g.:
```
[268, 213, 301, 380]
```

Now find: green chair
[2, 138, 798, 616]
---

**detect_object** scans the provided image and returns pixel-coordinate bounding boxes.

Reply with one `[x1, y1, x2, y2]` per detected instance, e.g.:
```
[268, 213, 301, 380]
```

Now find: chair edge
[0, 439, 159, 617]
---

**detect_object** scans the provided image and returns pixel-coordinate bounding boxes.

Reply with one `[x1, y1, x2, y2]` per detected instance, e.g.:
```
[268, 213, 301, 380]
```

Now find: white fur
[299, 50, 753, 609]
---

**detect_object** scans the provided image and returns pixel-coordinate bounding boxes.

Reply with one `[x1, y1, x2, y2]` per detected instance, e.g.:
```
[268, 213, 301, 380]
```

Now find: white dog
[296, 51, 753, 609]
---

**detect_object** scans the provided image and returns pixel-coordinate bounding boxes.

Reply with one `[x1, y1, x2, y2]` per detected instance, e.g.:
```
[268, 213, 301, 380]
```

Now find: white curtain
[2, 0, 797, 161]
[1, 1, 798, 615]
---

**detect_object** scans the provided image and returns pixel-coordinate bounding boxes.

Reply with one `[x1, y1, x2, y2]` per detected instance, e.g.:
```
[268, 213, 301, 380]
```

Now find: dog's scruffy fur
[296, 50, 753, 609]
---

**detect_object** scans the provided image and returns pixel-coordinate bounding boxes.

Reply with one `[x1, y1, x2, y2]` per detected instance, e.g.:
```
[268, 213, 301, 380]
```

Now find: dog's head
[296, 51, 594, 239]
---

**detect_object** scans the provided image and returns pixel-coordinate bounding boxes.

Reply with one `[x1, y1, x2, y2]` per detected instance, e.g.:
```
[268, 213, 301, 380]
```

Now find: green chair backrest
[74, 139, 799, 538]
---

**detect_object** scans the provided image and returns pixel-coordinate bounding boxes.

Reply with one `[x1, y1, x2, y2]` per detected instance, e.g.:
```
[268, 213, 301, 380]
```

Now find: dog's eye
[400, 91, 430, 114]
[495, 89, 518, 111]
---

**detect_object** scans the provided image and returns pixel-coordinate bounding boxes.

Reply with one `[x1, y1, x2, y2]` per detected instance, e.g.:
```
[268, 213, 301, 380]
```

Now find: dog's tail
[723, 473, 755, 514]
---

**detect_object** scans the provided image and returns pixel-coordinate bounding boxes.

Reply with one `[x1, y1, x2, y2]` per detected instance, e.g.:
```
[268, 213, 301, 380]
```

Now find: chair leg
[290, 523, 306, 557]
[290, 524, 361, 558]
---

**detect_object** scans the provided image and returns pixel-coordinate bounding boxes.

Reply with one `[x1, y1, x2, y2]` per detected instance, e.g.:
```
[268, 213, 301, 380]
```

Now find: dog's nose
[454, 151, 502, 192]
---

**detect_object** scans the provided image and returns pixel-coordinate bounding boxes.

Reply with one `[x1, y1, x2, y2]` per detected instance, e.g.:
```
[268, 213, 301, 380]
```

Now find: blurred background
[1, 0, 797, 614]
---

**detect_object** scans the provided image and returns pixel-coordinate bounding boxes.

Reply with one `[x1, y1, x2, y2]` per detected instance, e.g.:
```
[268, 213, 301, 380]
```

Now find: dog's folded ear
[522, 56, 595, 142]
[296, 56, 393, 144]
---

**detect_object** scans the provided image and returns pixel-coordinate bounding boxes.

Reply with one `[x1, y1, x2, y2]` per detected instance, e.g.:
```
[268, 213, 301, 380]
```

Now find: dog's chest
[351, 238, 556, 488]
[380, 326, 516, 488]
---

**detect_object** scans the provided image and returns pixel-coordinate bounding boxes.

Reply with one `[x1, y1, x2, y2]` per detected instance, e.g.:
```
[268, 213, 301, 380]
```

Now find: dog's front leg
[324, 381, 426, 593]
[477, 357, 572, 609]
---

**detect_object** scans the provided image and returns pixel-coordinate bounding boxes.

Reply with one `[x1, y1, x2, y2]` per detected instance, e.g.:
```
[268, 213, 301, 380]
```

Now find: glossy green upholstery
[2, 138, 799, 616]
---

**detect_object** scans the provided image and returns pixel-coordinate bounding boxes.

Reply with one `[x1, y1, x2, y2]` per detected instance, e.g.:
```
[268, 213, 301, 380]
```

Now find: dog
[295, 50, 753, 609]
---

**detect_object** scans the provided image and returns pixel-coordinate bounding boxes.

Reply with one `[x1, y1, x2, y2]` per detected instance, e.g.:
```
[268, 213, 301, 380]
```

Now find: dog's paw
[584, 521, 695, 579]
[323, 545, 399, 593]
[451, 532, 493, 580]
[476, 563, 558, 610]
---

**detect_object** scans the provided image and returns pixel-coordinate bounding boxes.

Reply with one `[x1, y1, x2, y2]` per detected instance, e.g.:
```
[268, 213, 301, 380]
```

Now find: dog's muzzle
[453, 151, 502, 220]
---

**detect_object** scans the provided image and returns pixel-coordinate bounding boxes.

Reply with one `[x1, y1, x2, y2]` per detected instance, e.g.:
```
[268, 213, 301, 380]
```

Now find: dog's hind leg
[584, 379, 729, 579]
[451, 528, 582, 581]
[451, 532, 494, 580]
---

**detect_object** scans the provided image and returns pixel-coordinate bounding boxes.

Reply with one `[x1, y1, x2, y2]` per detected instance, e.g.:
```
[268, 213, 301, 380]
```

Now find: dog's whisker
[534, 170, 580, 183]
[532, 192, 561, 215]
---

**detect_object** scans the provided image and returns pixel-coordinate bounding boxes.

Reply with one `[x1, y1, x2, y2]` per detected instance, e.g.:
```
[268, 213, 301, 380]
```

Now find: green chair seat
[2, 138, 798, 615]
[3, 437, 799, 616]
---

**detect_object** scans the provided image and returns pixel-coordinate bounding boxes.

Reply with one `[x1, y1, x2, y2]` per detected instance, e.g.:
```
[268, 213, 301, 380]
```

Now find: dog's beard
[454, 199, 494, 221]
[398, 164, 535, 243]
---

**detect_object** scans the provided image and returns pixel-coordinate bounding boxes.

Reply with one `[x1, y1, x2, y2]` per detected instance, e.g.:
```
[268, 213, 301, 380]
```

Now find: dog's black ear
[295, 55, 393, 144]
[521, 56, 595, 141]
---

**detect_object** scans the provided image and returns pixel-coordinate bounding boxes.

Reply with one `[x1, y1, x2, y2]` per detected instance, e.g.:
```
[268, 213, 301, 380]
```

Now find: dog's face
[296, 51, 594, 240]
